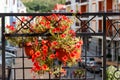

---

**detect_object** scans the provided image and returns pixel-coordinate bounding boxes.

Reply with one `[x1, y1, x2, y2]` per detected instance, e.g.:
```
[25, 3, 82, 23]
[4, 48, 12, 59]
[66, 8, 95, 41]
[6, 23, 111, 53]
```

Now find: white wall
[0, 0, 26, 43]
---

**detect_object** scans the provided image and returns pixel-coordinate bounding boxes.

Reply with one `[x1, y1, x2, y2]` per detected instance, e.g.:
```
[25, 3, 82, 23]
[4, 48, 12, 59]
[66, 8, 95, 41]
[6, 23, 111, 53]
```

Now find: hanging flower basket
[24, 42, 35, 58]
[5, 14, 83, 77]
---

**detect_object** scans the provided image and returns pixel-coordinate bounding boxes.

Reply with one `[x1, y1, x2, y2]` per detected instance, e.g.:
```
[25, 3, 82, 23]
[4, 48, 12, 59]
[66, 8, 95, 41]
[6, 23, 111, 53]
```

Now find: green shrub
[106, 65, 120, 80]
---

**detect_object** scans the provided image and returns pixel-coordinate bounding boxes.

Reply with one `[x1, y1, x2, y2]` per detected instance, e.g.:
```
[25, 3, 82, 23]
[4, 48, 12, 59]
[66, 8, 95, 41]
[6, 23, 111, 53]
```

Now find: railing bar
[6, 56, 28, 58]
[22, 44, 25, 79]
[15, 78, 94, 80]
[6, 66, 88, 69]
[6, 67, 32, 69]
[5, 55, 103, 58]
[82, 56, 103, 57]
[84, 37, 88, 80]
[1, 12, 120, 16]
[14, 68, 16, 80]
[5, 33, 104, 37]
[103, 15, 107, 80]
[1, 16, 6, 80]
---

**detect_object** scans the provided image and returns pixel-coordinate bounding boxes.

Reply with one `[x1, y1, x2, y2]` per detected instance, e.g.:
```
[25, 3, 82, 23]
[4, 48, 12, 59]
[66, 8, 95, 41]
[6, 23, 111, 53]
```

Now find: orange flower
[42, 64, 48, 70]
[41, 40, 48, 45]
[60, 34, 66, 38]
[32, 54, 37, 62]
[26, 42, 32, 46]
[42, 45, 48, 50]
[49, 54, 55, 59]
[61, 26, 68, 31]
[35, 51, 41, 57]
[68, 29, 76, 36]
[41, 56, 46, 60]
[51, 41, 58, 47]
[62, 55, 68, 62]
[70, 53, 75, 58]
[35, 39, 38, 46]
[29, 49, 34, 56]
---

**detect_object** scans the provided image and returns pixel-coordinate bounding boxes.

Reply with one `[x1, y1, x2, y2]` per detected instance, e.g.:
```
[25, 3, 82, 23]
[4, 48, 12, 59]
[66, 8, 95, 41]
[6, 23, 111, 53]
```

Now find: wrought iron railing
[0, 12, 120, 80]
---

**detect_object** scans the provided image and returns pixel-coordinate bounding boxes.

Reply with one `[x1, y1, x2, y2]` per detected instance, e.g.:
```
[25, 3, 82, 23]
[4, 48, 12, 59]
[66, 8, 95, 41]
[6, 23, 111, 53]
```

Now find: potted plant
[5, 14, 83, 77]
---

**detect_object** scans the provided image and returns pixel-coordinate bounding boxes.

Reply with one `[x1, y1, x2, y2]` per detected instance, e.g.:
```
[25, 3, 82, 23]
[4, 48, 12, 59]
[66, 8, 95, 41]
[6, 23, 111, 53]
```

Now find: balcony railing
[0, 12, 120, 80]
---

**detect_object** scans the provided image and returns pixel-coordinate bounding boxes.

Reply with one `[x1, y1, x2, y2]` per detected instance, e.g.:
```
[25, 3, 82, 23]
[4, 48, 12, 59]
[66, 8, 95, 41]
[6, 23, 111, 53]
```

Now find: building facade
[65, 0, 120, 61]
[0, 0, 26, 43]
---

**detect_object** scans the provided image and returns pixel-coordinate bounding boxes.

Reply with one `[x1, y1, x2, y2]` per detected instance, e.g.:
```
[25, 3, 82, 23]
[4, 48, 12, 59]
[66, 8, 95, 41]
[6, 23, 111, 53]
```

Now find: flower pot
[24, 45, 34, 58]
[56, 48, 69, 62]
[56, 48, 81, 63]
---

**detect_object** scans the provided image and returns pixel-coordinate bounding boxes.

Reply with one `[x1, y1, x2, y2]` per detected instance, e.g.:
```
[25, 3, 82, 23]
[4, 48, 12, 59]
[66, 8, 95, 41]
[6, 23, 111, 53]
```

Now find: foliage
[73, 68, 85, 78]
[106, 65, 120, 80]
[22, 0, 66, 12]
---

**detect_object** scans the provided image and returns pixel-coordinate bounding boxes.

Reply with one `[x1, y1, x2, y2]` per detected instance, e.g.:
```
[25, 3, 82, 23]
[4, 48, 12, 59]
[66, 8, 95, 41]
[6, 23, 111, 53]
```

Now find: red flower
[41, 56, 46, 60]
[72, 50, 77, 55]
[33, 62, 41, 71]
[26, 42, 32, 46]
[68, 30, 76, 36]
[75, 41, 83, 48]
[72, 50, 81, 60]
[39, 21, 45, 26]
[49, 54, 55, 59]
[55, 28, 60, 32]
[35, 51, 41, 57]
[21, 17, 26, 21]
[78, 40, 83, 45]
[42, 45, 48, 50]
[70, 53, 75, 58]
[61, 26, 68, 31]
[42, 49, 48, 56]
[10, 25, 15, 31]
[32, 64, 41, 72]
[52, 28, 56, 33]
[56, 49, 69, 62]
[45, 21, 51, 29]
[62, 55, 68, 62]
[28, 16, 33, 19]
[32, 54, 37, 62]
[51, 41, 58, 46]
[42, 64, 48, 70]
[62, 15, 68, 20]
[75, 43, 81, 49]
[41, 40, 48, 45]
[60, 34, 66, 38]
[35, 39, 38, 46]
[6, 25, 10, 28]
[29, 49, 34, 56]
